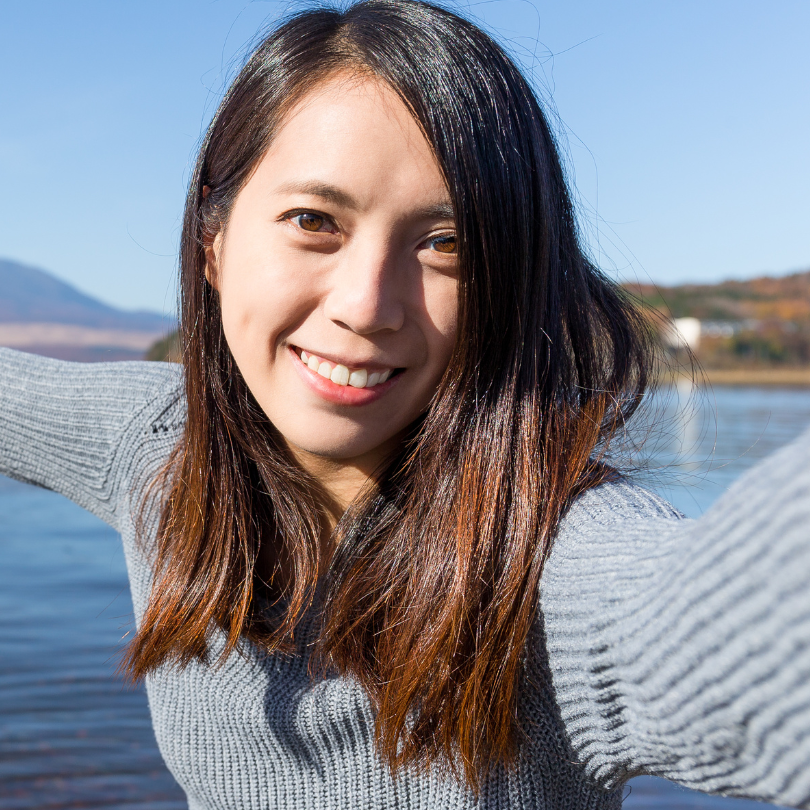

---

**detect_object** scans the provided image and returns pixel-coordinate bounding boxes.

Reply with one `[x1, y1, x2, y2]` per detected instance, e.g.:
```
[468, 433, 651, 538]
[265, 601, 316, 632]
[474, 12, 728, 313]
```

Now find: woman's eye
[429, 234, 457, 254]
[291, 213, 331, 233]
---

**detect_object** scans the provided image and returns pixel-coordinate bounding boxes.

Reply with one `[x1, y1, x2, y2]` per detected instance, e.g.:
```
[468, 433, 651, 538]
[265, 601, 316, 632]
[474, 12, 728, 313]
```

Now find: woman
[1, 2, 809, 808]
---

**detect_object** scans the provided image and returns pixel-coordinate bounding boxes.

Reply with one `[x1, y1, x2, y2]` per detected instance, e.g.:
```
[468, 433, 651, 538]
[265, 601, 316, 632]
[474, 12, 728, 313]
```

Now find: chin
[282, 424, 398, 463]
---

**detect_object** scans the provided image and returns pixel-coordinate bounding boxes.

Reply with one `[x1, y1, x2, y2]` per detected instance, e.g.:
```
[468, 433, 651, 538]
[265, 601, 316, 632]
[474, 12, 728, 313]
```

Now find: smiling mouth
[294, 348, 403, 389]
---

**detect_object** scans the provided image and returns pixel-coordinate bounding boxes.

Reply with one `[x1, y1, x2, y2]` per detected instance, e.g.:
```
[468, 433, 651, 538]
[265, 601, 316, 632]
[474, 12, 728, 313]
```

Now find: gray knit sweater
[1, 347, 809, 809]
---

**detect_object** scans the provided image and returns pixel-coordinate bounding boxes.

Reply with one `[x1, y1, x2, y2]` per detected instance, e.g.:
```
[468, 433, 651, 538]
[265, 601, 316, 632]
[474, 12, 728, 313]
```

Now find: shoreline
[675, 368, 810, 388]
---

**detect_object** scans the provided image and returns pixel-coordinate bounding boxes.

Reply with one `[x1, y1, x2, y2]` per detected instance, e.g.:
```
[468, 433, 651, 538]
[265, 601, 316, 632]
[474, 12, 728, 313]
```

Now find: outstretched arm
[540, 424, 810, 808]
[0, 348, 181, 530]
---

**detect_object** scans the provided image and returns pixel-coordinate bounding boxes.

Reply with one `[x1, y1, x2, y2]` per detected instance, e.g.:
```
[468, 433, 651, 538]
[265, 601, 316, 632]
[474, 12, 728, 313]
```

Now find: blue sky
[1, 0, 808, 315]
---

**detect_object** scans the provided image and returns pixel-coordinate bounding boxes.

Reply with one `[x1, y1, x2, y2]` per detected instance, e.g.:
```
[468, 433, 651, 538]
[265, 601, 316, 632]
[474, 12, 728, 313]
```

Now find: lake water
[1, 386, 809, 809]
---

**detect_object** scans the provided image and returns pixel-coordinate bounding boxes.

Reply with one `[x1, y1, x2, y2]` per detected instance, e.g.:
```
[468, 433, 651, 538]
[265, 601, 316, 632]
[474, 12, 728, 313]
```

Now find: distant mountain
[0, 258, 175, 362]
[0, 258, 172, 331]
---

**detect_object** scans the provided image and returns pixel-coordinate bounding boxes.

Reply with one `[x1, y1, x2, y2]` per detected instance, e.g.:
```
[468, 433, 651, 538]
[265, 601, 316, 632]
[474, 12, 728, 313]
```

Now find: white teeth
[330, 364, 350, 386]
[299, 349, 394, 389]
[348, 369, 368, 388]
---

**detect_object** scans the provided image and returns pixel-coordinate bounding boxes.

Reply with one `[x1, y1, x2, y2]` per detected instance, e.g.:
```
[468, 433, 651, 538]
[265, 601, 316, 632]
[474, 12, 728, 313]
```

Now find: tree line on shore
[627, 270, 810, 370]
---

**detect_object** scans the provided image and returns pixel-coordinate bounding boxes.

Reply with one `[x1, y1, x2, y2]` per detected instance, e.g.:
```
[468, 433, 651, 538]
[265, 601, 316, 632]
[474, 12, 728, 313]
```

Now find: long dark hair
[126, 0, 654, 792]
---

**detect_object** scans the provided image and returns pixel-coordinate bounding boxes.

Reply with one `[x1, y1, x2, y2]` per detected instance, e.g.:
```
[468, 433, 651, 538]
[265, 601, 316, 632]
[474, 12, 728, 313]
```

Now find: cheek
[218, 282, 276, 368]
[214, 205, 316, 359]
[217, 252, 317, 366]
[423, 276, 459, 371]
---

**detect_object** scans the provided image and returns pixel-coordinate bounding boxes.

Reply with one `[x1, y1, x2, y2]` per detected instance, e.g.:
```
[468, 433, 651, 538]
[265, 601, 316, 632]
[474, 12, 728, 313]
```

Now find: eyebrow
[277, 180, 357, 209]
[276, 180, 455, 221]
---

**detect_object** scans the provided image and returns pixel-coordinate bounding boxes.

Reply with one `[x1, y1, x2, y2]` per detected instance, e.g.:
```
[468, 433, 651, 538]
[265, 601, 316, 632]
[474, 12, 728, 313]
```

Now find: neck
[260, 435, 403, 592]
[284, 438, 399, 528]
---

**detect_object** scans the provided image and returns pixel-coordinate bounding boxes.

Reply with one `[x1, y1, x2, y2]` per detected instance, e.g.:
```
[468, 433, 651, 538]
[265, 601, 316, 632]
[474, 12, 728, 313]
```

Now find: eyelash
[283, 210, 457, 255]
[285, 211, 338, 234]
[426, 234, 457, 255]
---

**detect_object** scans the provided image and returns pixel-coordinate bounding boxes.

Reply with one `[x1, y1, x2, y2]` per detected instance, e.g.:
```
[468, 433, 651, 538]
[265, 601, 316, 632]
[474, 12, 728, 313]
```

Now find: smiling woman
[1, 2, 810, 810]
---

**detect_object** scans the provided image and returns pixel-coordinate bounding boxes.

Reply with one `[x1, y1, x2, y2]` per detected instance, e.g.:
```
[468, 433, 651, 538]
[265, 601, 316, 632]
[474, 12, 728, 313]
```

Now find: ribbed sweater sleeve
[540, 424, 810, 807]
[0, 348, 180, 530]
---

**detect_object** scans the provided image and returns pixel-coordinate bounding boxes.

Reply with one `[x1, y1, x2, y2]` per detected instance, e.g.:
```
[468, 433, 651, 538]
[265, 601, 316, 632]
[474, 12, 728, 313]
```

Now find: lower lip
[289, 347, 402, 406]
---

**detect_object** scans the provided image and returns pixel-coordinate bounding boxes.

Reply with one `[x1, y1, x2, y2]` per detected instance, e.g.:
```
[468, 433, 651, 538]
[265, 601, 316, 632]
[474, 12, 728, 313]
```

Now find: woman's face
[208, 75, 459, 466]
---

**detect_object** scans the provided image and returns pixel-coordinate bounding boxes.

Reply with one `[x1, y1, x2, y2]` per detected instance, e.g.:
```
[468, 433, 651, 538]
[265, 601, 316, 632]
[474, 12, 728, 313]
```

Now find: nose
[322, 242, 406, 335]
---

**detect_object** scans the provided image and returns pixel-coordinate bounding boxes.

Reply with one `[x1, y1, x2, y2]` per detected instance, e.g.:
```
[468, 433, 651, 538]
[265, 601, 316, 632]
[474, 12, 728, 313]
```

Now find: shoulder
[91, 358, 184, 413]
[68, 357, 187, 457]
[560, 475, 682, 534]
[75, 359, 187, 520]
[115, 360, 185, 430]
[544, 476, 687, 588]
[115, 361, 185, 477]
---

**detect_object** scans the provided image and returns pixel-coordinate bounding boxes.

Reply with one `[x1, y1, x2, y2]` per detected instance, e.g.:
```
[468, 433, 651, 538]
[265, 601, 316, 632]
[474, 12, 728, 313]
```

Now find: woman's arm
[540, 425, 810, 808]
[0, 348, 181, 530]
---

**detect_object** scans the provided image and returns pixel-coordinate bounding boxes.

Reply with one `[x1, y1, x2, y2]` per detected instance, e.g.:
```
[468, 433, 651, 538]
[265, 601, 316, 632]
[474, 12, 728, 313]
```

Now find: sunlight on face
[208, 74, 458, 472]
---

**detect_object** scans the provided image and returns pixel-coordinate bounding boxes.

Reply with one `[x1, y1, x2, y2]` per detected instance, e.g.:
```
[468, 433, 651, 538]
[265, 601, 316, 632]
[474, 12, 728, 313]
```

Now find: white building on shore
[662, 317, 701, 352]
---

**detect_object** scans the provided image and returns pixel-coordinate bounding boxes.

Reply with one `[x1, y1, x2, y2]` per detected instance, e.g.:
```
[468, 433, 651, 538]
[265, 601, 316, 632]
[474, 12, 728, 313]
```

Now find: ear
[204, 230, 223, 290]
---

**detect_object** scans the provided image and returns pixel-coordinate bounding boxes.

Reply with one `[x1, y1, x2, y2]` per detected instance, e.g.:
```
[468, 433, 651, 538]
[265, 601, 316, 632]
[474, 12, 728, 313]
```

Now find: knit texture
[1, 347, 808, 809]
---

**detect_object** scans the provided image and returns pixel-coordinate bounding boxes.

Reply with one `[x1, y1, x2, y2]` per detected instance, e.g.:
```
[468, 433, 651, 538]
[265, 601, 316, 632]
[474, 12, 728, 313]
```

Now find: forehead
[251, 73, 449, 207]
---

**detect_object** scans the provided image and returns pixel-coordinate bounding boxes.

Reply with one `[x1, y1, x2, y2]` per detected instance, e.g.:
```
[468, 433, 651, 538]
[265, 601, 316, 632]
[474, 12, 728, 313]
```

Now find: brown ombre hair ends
[126, 0, 655, 793]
